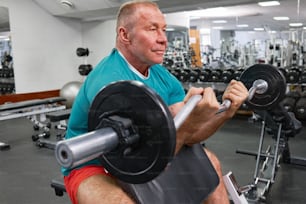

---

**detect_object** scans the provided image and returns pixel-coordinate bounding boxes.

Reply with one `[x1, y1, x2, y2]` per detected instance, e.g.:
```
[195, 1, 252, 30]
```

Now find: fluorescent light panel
[254, 27, 264, 31]
[273, 16, 289, 21]
[212, 20, 227, 24]
[289, 23, 303, 27]
[212, 26, 223, 29]
[236, 24, 249, 28]
[258, 1, 280, 7]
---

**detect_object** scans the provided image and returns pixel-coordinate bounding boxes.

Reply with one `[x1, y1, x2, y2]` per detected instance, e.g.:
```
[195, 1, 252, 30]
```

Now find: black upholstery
[119, 143, 219, 204]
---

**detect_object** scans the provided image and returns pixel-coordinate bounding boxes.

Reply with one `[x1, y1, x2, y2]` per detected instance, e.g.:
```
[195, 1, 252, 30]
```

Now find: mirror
[0, 6, 14, 95]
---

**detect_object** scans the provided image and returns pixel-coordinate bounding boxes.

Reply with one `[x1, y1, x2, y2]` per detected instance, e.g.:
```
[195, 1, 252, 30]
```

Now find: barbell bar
[55, 64, 286, 184]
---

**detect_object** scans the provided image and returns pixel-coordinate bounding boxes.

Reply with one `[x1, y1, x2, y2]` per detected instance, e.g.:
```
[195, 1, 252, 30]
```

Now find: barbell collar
[55, 127, 119, 169]
[248, 79, 268, 100]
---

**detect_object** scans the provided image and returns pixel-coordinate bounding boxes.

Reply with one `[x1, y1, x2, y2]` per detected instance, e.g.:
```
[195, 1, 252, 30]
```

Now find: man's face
[127, 6, 168, 66]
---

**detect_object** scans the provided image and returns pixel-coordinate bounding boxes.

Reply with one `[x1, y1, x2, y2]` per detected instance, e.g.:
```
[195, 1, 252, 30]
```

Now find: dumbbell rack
[0, 68, 15, 95]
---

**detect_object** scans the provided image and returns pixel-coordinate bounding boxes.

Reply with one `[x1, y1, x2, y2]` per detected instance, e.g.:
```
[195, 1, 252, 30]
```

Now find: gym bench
[51, 179, 66, 197]
[46, 108, 71, 131]
[0, 97, 66, 150]
[0, 97, 66, 121]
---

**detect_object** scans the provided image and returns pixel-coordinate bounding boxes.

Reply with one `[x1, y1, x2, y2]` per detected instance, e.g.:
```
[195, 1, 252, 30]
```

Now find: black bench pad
[46, 109, 71, 122]
[119, 144, 219, 204]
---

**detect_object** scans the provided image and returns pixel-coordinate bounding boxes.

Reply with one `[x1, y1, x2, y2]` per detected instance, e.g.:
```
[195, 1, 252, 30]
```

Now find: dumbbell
[177, 69, 188, 82]
[221, 69, 234, 83]
[36, 139, 57, 150]
[32, 131, 51, 142]
[79, 64, 92, 76]
[286, 67, 301, 83]
[232, 68, 244, 80]
[209, 69, 222, 82]
[299, 70, 306, 84]
[55, 64, 286, 184]
[198, 69, 211, 82]
[76, 47, 89, 57]
[294, 91, 306, 120]
[280, 91, 300, 112]
[187, 69, 199, 83]
[163, 58, 174, 68]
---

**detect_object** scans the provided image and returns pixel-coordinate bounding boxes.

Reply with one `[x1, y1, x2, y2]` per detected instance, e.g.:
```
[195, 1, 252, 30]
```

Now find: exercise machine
[224, 66, 303, 203]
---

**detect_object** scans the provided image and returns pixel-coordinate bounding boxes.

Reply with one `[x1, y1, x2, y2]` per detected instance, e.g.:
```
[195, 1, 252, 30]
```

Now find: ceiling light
[258, 1, 280, 7]
[303, 27, 306, 30]
[212, 20, 227, 24]
[273, 16, 290, 21]
[289, 23, 303, 27]
[236, 24, 249, 28]
[254, 28, 264, 31]
[212, 26, 223, 30]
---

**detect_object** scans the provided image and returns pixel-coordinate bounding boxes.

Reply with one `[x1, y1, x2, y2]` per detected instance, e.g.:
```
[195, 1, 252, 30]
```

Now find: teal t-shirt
[62, 48, 185, 176]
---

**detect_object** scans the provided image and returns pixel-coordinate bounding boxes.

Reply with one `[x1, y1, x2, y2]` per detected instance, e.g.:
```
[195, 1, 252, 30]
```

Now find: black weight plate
[240, 64, 286, 110]
[88, 81, 176, 184]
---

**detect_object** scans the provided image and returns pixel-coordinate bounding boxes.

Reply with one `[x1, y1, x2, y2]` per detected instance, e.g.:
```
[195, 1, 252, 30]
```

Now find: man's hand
[221, 80, 249, 117]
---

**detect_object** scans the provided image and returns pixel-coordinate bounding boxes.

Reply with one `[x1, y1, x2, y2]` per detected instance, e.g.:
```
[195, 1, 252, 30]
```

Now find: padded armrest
[119, 143, 219, 204]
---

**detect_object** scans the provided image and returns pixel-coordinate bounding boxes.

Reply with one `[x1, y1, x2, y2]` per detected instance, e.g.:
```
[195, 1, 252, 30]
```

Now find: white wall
[165, 12, 190, 28]
[0, 0, 84, 93]
[81, 20, 117, 67]
[0, 0, 116, 94]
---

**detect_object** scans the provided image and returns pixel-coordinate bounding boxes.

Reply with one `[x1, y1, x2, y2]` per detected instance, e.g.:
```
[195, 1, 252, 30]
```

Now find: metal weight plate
[88, 81, 176, 184]
[240, 64, 286, 110]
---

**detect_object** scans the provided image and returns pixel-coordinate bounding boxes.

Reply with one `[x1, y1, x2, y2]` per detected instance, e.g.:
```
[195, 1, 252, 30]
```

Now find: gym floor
[0, 115, 305, 204]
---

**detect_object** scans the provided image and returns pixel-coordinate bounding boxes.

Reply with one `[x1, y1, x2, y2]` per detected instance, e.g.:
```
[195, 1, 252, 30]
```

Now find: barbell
[55, 64, 286, 184]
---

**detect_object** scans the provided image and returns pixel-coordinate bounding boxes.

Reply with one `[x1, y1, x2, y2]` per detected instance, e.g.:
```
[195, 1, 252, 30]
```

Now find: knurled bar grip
[174, 79, 268, 129]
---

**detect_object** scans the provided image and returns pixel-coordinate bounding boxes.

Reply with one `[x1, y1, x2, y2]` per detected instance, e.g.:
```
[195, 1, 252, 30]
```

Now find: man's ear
[118, 27, 130, 44]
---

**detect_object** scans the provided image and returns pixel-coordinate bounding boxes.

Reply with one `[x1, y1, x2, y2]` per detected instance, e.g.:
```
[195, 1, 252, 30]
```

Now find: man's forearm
[176, 114, 230, 151]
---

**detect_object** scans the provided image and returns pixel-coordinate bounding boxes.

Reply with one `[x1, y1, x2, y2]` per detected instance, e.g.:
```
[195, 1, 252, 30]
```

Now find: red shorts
[64, 165, 110, 204]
